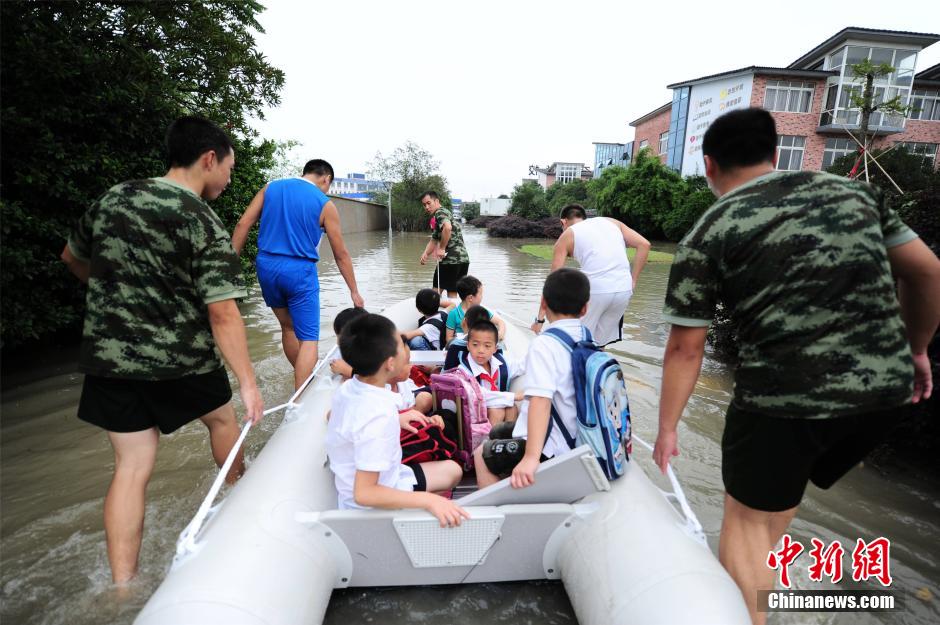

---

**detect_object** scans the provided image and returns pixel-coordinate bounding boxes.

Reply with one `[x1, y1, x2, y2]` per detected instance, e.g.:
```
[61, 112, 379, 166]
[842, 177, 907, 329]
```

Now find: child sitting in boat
[444, 275, 507, 346]
[473, 268, 589, 489]
[329, 306, 368, 380]
[443, 304, 492, 370]
[457, 319, 524, 425]
[326, 313, 468, 526]
[401, 288, 455, 351]
[390, 336, 435, 418]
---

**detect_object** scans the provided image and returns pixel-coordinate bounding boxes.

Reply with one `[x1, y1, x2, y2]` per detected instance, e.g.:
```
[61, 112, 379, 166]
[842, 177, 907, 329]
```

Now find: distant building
[480, 197, 511, 216]
[329, 172, 386, 199]
[628, 27, 939, 175]
[530, 162, 593, 189]
[593, 142, 633, 177]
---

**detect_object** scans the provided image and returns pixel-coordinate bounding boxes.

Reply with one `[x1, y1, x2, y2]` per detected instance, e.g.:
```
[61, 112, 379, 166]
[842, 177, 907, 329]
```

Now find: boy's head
[467, 320, 499, 366]
[542, 268, 589, 318]
[394, 334, 412, 382]
[460, 304, 490, 334]
[415, 288, 441, 316]
[338, 313, 406, 378]
[456, 275, 483, 303]
[559, 203, 587, 231]
[165, 116, 234, 200]
[333, 306, 368, 337]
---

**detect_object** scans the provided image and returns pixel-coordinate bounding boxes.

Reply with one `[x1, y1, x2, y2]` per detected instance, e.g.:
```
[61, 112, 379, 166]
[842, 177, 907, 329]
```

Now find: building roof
[666, 66, 834, 90]
[629, 102, 672, 127]
[592, 141, 625, 146]
[787, 27, 940, 70]
[916, 62, 940, 82]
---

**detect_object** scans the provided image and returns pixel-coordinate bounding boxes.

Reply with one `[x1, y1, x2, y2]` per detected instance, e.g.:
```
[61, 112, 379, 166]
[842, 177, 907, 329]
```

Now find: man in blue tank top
[233, 159, 364, 389]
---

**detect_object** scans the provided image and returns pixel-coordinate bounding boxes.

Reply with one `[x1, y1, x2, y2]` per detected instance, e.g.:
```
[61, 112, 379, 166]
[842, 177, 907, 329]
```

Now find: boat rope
[175, 344, 339, 560]
[631, 433, 705, 544]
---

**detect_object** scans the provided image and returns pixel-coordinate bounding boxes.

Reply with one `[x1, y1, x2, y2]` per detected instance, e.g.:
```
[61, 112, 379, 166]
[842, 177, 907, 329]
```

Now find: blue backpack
[544, 327, 631, 480]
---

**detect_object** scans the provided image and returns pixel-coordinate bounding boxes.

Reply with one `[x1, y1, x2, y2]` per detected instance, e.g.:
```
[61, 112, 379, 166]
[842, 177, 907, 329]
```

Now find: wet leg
[294, 340, 319, 390]
[272, 307, 299, 366]
[200, 402, 244, 484]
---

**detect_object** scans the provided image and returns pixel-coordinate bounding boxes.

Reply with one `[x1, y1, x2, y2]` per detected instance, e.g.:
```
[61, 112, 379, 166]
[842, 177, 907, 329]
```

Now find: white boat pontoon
[136, 299, 749, 625]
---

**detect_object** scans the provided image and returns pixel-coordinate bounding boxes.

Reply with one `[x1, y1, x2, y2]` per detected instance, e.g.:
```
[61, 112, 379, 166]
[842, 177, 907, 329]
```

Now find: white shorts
[581, 290, 632, 345]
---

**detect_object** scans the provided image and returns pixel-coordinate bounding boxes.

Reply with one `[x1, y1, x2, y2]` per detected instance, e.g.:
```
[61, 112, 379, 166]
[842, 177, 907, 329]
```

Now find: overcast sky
[252, 0, 940, 200]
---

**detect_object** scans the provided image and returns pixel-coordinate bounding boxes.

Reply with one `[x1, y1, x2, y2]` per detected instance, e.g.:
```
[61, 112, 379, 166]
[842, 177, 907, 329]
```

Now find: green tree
[545, 179, 590, 216]
[368, 141, 451, 231]
[509, 181, 548, 220]
[461, 201, 480, 221]
[0, 1, 285, 346]
[661, 175, 715, 241]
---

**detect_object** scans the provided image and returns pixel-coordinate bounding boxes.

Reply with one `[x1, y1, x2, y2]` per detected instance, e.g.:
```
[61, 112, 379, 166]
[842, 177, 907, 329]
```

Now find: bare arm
[321, 201, 364, 307]
[208, 299, 264, 424]
[888, 238, 940, 402]
[491, 313, 507, 341]
[420, 238, 437, 265]
[612, 218, 651, 290]
[60, 244, 89, 284]
[353, 470, 469, 527]
[445, 327, 455, 345]
[402, 328, 425, 340]
[435, 221, 452, 259]
[510, 396, 551, 488]
[232, 185, 266, 255]
[329, 358, 353, 379]
[653, 325, 707, 474]
[535, 231, 574, 323]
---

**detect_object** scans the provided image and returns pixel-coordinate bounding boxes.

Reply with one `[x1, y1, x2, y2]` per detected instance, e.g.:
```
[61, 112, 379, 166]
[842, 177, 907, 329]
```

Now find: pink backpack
[430, 368, 490, 470]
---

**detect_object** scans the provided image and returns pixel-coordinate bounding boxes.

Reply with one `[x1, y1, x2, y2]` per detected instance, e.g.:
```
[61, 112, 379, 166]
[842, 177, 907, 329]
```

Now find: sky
[252, 0, 940, 200]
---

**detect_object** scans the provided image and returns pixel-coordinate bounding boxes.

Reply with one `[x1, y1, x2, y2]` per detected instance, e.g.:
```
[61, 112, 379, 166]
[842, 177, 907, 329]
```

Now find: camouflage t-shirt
[663, 171, 918, 418]
[431, 207, 470, 265]
[68, 178, 247, 380]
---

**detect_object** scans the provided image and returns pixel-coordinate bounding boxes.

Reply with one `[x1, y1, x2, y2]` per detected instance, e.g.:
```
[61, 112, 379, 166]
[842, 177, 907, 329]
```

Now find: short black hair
[468, 319, 498, 343]
[333, 306, 368, 336]
[456, 275, 482, 300]
[165, 116, 233, 168]
[303, 159, 335, 181]
[702, 108, 777, 170]
[415, 288, 441, 316]
[560, 204, 587, 220]
[419, 190, 439, 202]
[338, 313, 399, 376]
[463, 305, 489, 329]
[543, 268, 589, 316]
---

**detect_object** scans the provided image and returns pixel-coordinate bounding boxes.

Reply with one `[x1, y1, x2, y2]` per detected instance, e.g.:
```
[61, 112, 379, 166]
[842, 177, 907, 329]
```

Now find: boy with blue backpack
[473, 268, 631, 489]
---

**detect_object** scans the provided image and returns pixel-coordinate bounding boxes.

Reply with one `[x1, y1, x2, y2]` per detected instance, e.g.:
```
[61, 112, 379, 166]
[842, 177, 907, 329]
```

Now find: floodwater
[1, 228, 937, 625]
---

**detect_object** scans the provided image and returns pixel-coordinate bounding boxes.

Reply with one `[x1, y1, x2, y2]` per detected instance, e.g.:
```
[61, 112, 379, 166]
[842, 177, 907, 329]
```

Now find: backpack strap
[493, 352, 510, 392]
[542, 328, 577, 449]
[418, 312, 448, 350]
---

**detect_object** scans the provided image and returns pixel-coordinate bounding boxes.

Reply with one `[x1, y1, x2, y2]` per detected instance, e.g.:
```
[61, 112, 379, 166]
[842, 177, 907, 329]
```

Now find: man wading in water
[61, 116, 265, 584]
[418, 190, 470, 298]
[654, 107, 940, 624]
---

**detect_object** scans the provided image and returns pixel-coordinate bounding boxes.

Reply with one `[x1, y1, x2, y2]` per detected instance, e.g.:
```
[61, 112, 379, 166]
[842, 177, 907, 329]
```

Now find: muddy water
[1, 228, 937, 625]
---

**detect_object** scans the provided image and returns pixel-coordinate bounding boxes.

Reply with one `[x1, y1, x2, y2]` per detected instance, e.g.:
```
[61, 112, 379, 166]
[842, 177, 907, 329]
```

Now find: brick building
[627, 27, 940, 175]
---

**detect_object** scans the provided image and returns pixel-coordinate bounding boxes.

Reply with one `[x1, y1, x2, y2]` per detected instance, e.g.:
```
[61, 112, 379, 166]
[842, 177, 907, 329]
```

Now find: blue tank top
[257, 178, 326, 260]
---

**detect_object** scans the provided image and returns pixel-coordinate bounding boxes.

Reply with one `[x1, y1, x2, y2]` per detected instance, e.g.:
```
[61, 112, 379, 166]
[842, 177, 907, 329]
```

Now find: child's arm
[401, 327, 425, 340]
[445, 327, 455, 345]
[353, 470, 470, 527]
[441, 299, 457, 312]
[491, 314, 507, 341]
[510, 396, 550, 489]
[329, 358, 353, 379]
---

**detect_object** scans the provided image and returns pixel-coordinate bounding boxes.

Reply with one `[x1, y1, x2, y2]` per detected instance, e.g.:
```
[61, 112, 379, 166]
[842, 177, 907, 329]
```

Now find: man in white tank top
[533, 204, 650, 345]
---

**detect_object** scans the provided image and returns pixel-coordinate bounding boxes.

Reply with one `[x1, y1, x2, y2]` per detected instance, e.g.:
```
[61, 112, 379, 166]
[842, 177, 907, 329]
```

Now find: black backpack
[417, 311, 448, 349]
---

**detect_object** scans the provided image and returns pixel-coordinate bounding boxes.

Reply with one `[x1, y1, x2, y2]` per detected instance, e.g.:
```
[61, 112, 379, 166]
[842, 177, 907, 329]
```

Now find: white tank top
[570, 218, 632, 295]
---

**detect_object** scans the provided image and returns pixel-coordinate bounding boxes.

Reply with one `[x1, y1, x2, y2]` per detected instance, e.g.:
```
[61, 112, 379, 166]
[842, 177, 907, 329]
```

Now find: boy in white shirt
[402, 288, 456, 351]
[326, 313, 467, 526]
[457, 319, 524, 425]
[472, 269, 590, 489]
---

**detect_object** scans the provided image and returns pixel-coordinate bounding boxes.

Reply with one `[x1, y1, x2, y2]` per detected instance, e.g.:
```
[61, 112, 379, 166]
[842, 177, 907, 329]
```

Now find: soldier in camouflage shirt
[418, 190, 470, 296]
[651, 108, 940, 625]
[61, 116, 264, 584]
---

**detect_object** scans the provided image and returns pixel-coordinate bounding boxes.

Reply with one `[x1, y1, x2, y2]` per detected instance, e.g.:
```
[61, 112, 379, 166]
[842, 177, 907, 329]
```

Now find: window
[556, 163, 579, 184]
[910, 89, 940, 121]
[896, 142, 938, 167]
[639, 139, 649, 149]
[776, 136, 806, 171]
[822, 138, 857, 169]
[659, 132, 668, 155]
[764, 81, 815, 113]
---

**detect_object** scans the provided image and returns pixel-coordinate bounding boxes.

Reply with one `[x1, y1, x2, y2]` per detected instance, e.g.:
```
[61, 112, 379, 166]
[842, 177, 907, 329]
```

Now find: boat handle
[174, 344, 339, 563]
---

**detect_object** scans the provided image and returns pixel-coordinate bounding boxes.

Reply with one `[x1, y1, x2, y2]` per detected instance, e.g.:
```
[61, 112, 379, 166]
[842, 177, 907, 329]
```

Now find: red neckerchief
[478, 367, 499, 391]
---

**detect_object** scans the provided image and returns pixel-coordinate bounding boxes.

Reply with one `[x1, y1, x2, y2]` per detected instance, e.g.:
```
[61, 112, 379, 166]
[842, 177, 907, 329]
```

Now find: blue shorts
[256, 251, 320, 341]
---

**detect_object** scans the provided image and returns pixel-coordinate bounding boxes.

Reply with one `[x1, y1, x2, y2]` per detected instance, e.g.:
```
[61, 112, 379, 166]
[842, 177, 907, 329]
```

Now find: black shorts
[721, 403, 906, 512]
[77, 368, 233, 435]
[406, 462, 427, 492]
[481, 438, 549, 478]
[432, 262, 470, 292]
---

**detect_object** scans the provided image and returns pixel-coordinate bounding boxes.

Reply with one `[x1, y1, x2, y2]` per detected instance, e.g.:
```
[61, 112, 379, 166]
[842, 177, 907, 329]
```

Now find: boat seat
[457, 444, 609, 506]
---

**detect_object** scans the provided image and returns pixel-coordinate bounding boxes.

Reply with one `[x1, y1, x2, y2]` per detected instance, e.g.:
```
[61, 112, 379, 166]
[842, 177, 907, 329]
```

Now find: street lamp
[382, 180, 393, 239]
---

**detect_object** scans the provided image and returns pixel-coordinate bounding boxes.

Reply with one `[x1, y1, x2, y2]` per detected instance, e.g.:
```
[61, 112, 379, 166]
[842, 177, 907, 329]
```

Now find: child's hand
[510, 456, 540, 489]
[425, 494, 470, 528]
[329, 359, 341, 374]
[514, 391, 525, 401]
[399, 410, 431, 433]
[429, 414, 445, 428]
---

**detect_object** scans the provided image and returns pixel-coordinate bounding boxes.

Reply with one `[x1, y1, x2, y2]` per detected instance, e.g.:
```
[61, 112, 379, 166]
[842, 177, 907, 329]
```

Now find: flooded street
[2, 227, 937, 625]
